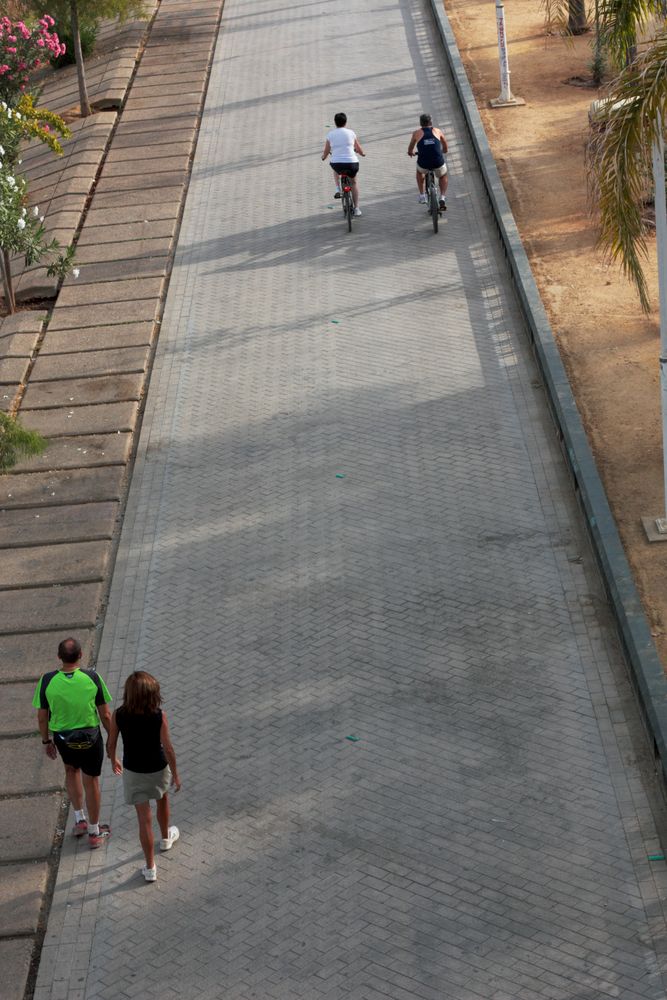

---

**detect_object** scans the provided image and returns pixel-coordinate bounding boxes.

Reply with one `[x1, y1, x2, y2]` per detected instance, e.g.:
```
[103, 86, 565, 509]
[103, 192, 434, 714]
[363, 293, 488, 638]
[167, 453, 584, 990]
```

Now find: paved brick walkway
[33, 0, 667, 998]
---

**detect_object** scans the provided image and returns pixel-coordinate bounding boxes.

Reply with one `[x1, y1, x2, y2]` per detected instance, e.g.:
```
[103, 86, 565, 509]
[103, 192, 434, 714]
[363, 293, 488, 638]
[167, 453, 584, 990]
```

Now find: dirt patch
[443, 0, 667, 660]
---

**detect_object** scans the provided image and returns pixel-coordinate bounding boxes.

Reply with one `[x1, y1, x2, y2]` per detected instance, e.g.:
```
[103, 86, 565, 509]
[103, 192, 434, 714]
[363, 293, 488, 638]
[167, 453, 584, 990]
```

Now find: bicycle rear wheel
[344, 190, 353, 232]
[428, 178, 439, 234]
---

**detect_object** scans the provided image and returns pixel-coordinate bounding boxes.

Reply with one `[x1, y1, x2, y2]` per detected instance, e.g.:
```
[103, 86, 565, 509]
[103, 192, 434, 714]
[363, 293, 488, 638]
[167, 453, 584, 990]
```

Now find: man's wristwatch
[42, 739, 53, 745]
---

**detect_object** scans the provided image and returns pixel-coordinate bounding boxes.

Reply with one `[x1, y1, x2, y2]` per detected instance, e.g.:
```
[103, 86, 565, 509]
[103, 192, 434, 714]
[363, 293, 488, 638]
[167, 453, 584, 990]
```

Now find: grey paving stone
[61, 255, 168, 284]
[104, 140, 193, 164]
[9, 434, 131, 471]
[0, 502, 118, 552]
[41, 324, 154, 355]
[76, 218, 178, 245]
[0, 313, 46, 336]
[0, 467, 123, 510]
[0, 540, 110, 591]
[46, 299, 159, 331]
[55, 277, 163, 308]
[22, 374, 144, 409]
[30, 349, 149, 382]
[0, 682, 39, 734]
[94, 171, 185, 193]
[22, 402, 139, 437]
[0, 630, 95, 683]
[0, 739, 64, 795]
[0, 938, 34, 1000]
[101, 155, 191, 178]
[31, 1, 667, 999]
[0, 332, 39, 358]
[0, 794, 62, 861]
[0, 357, 29, 384]
[0, 860, 49, 933]
[0, 582, 102, 634]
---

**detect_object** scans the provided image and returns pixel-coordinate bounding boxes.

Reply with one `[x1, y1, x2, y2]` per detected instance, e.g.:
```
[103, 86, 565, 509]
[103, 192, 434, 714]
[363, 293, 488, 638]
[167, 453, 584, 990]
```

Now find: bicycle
[338, 171, 354, 232]
[424, 169, 442, 233]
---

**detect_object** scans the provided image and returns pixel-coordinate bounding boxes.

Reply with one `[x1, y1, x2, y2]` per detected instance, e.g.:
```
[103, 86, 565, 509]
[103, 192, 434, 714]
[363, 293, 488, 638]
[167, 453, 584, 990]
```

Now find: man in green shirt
[33, 637, 113, 849]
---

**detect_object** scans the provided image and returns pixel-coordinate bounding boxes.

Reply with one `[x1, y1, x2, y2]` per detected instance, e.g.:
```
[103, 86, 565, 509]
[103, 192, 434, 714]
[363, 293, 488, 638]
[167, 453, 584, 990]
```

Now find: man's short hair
[420, 113, 432, 127]
[334, 112, 347, 127]
[58, 637, 82, 664]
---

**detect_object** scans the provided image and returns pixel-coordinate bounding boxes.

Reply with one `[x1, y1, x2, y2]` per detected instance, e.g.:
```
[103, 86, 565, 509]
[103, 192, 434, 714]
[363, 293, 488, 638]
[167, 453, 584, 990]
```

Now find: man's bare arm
[321, 139, 331, 161]
[407, 129, 421, 156]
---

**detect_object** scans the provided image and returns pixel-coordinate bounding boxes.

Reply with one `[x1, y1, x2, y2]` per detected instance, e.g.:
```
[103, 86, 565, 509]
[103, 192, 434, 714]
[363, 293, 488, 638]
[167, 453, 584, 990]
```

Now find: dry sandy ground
[444, 0, 667, 664]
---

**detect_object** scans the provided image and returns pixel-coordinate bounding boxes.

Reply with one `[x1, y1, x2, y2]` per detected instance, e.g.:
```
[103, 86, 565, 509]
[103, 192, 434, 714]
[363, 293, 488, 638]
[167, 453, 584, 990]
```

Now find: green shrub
[51, 20, 98, 68]
[0, 412, 46, 470]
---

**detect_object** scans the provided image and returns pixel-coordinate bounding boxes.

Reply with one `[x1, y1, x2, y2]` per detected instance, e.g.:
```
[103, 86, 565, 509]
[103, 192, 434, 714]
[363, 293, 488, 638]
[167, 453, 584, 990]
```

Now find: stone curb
[431, 0, 667, 774]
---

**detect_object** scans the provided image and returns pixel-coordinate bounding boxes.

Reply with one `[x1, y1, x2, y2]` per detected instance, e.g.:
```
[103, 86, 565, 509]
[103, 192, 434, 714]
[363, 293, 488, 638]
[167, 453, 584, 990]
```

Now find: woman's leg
[134, 801, 155, 869]
[156, 793, 170, 840]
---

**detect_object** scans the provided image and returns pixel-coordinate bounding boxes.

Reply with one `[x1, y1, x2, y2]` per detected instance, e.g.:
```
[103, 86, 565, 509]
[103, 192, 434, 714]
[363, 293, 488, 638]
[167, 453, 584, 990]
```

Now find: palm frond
[597, 0, 664, 67]
[589, 29, 667, 311]
[540, 0, 579, 33]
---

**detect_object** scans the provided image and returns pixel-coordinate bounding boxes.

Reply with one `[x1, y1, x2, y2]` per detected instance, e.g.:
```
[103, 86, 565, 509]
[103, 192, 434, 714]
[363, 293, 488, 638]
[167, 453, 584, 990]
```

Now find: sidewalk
[28, 0, 667, 997]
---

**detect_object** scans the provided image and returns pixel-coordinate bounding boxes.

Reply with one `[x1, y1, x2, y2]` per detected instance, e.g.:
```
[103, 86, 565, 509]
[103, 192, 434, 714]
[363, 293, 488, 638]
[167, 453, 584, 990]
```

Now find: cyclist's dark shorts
[54, 728, 104, 776]
[331, 162, 359, 178]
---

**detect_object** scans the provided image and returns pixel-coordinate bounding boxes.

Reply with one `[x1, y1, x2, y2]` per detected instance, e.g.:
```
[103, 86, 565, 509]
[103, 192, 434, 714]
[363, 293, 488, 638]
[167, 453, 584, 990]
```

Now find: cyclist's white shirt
[327, 127, 358, 163]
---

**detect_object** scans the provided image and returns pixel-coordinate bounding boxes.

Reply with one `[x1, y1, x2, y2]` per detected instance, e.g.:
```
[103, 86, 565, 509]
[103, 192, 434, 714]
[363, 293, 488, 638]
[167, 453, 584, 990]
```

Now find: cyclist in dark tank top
[407, 113, 449, 210]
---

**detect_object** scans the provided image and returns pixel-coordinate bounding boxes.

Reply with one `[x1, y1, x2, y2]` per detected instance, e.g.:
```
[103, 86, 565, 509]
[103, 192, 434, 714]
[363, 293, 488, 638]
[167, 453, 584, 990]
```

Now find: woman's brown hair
[120, 671, 163, 714]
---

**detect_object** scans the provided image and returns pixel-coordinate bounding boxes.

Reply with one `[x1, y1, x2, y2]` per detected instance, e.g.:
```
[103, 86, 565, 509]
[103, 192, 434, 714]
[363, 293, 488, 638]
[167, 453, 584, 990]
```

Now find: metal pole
[652, 114, 667, 528]
[490, 0, 524, 108]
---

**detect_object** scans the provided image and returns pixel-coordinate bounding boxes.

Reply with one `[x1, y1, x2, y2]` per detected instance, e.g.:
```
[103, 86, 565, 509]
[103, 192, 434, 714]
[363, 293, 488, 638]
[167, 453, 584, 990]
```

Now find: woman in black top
[107, 671, 181, 882]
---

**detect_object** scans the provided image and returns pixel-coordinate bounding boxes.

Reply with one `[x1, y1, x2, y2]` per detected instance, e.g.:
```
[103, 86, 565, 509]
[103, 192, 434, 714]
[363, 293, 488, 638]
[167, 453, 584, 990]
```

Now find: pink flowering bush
[0, 15, 65, 106]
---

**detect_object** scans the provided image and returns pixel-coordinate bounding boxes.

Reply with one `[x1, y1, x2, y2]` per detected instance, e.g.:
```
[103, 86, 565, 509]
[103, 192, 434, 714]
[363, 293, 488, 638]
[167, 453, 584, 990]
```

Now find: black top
[115, 707, 167, 774]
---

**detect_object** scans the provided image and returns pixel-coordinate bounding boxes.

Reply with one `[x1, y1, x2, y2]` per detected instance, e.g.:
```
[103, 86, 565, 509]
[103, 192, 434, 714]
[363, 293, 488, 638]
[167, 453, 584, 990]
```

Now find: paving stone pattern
[31, 0, 667, 998]
[0, 1, 224, 995]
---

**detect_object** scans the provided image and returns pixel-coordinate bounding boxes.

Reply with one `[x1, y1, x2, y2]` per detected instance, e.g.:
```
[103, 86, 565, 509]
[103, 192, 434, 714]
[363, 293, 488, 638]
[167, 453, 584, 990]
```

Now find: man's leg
[350, 175, 360, 208]
[81, 772, 101, 825]
[416, 170, 425, 194]
[438, 173, 448, 198]
[65, 764, 84, 811]
[135, 802, 155, 869]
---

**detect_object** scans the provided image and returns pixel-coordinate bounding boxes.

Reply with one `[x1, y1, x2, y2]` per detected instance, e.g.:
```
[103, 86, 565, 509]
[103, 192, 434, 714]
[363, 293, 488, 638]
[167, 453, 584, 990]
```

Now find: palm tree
[588, 23, 667, 310]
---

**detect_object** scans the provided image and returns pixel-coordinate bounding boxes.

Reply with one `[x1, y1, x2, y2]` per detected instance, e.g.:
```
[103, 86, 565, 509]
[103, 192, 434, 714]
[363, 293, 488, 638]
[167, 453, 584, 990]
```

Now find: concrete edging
[430, 0, 667, 772]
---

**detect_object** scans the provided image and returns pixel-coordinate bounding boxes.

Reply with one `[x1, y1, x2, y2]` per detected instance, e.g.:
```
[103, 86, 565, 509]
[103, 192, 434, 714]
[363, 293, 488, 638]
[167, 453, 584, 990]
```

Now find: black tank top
[116, 708, 167, 773]
[417, 127, 445, 169]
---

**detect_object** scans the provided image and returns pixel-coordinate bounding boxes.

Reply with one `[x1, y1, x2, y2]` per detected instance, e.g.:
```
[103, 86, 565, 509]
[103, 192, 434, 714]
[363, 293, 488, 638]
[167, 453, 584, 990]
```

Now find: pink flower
[5, 47, 16, 54]
[0, 64, 9, 75]
[36, 38, 45, 48]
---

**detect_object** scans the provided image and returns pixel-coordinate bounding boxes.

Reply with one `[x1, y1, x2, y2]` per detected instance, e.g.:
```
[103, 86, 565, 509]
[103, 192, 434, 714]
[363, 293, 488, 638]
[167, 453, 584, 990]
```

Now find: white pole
[490, 0, 524, 108]
[652, 113, 667, 528]
[496, 0, 512, 102]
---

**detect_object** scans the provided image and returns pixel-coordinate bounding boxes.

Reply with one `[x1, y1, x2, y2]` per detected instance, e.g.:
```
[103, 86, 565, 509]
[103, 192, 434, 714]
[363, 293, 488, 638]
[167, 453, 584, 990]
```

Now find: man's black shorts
[330, 162, 359, 178]
[54, 729, 104, 777]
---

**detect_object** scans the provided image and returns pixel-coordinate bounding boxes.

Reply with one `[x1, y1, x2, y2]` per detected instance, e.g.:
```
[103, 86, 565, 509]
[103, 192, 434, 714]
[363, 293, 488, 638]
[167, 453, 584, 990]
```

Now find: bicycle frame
[339, 172, 354, 232]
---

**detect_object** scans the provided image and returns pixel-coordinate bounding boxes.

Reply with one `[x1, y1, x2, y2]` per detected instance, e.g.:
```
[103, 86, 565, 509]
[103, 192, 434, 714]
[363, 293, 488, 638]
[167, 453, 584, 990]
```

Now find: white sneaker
[353, 207, 362, 217]
[159, 825, 180, 851]
[418, 194, 427, 204]
[142, 866, 157, 882]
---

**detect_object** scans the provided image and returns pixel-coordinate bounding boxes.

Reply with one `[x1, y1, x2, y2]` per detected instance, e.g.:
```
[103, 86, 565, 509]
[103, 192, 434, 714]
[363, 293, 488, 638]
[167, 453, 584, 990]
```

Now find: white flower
[14, 112, 21, 121]
[17, 218, 25, 230]
[72, 268, 80, 279]
[32, 206, 39, 217]
[0, 144, 4, 155]
[39, 214, 44, 222]
[21, 207, 26, 217]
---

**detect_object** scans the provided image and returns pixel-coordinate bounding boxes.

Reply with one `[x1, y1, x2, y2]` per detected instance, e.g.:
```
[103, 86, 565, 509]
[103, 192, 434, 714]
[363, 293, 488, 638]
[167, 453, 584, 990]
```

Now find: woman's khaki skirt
[123, 766, 171, 805]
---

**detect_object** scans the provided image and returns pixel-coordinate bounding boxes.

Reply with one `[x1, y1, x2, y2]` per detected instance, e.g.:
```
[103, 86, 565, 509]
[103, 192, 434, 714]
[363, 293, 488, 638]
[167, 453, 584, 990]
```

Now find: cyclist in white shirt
[321, 112, 366, 216]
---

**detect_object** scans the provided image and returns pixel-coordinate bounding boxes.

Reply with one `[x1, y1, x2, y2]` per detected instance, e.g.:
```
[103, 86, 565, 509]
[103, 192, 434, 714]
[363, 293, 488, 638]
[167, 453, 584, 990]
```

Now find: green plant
[50, 19, 96, 68]
[0, 99, 75, 312]
[0, 411, 46, 470]
[29, 1, 147, 116]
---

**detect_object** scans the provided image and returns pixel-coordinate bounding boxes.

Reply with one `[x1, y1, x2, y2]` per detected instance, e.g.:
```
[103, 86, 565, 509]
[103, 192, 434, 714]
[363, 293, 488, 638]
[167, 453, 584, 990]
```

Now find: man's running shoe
[72, 819, 88, 837]
[142, 866, 157, 882]
[334, 191, 341, 199]
[353, 207, 362, 217]
[439, 198, 447, 211]
[418, 194, 427, 204]
[89, 824, 111, 849]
